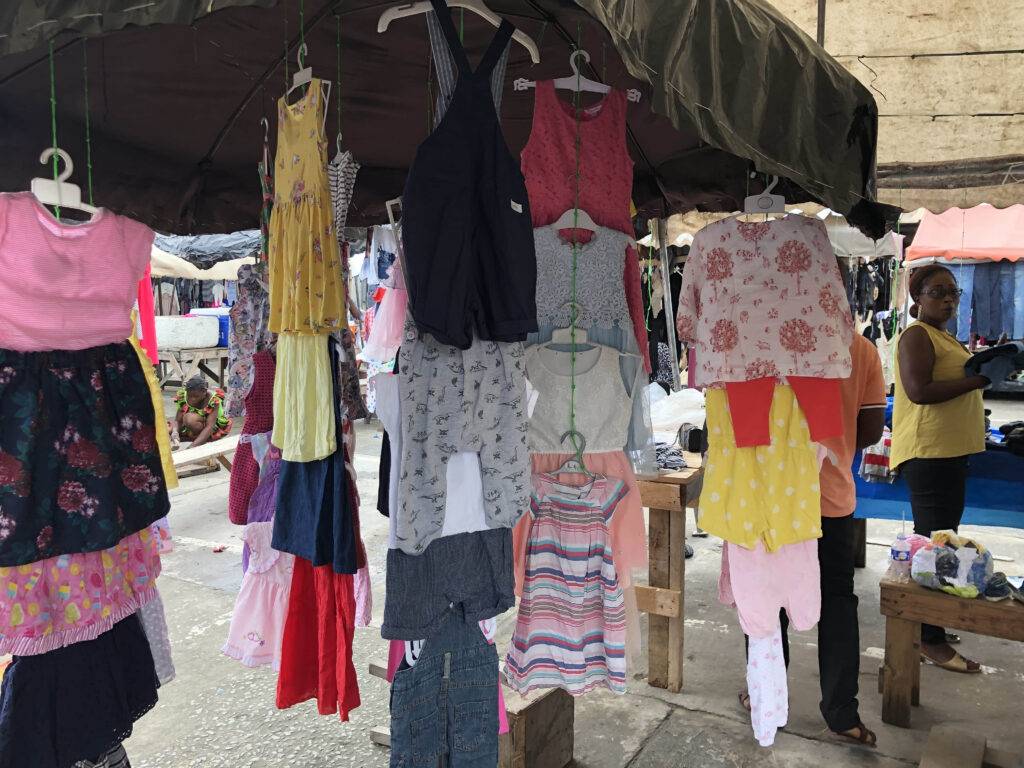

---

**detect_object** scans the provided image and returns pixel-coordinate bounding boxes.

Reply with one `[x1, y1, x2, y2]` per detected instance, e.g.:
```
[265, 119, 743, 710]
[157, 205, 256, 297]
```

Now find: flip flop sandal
[829, 722, 877, 748]
[920, 649, 982, 674]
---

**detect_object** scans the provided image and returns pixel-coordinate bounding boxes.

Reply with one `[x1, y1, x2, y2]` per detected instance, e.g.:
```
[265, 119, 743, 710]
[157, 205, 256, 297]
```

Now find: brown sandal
[920, 647, 982, 674]
[738, 691, 751, 712]
[831, 722, 877, 748]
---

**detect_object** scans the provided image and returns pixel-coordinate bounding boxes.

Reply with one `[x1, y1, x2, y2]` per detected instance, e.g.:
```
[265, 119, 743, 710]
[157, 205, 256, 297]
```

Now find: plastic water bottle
[888, 533, 912, 583]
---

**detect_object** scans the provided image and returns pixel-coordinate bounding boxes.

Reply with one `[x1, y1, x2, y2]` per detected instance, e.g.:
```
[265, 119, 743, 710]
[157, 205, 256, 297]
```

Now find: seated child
[174, 376, 232, 447]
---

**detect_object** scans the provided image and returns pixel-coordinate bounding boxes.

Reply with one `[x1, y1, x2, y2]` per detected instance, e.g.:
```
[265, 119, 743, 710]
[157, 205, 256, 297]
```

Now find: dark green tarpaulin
[0, 0, 889, 235]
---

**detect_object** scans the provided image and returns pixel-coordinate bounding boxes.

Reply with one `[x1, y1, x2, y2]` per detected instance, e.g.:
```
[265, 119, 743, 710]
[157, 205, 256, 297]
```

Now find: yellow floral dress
[268, 78, 345, 334]
[699, 385, 822, 551]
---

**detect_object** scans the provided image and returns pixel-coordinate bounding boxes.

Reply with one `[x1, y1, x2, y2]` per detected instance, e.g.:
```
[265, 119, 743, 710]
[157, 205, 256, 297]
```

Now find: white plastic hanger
[742, 174, 786, 215]
[514, 50, 641, 102]
[549, 326, 590, 346]
[260, 117, 270, 169]
[552, 207, 597, 232]
[286, 44, 331, 132]
[30, 148, 99, 216]
[378, 0, 540, 64]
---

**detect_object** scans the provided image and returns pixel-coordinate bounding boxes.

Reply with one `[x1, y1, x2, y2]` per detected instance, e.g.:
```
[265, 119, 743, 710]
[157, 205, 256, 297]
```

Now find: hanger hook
[297, 42, 308, 69]
[260, 117, 270, 144]
[559, 429, 587, 455]
[336, 132, 343, 156]
[764, 174, 780, 195]
[569, 49, 590, 77]
[38, 148, 73, 183]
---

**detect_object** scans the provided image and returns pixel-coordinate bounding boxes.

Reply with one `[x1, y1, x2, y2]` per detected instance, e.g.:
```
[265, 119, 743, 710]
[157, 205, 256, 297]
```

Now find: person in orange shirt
[742, 333, 885, 747]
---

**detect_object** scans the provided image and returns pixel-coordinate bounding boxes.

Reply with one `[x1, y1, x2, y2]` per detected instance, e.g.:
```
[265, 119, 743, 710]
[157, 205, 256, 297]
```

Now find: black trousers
[744, 515, 861, 733]
[900, 456, 969, 644]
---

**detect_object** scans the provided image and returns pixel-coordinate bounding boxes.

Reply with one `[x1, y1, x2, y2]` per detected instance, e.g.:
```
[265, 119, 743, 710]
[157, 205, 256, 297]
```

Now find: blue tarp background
[855, 448, 1024, 529]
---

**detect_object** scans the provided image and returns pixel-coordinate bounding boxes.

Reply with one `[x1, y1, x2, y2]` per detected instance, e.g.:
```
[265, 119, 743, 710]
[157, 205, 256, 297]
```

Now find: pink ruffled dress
[222, 521, 294, 670]
[360, 259, 407, 365]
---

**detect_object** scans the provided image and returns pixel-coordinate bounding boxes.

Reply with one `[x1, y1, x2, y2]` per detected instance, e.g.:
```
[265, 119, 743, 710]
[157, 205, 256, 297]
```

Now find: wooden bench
[158, 346, 229, 389]
[918, 724, 1023, 768]
[171, 434, 239, 476]
[635, 462, 704, 693]
[879, 580, 1024, 728]
[367, 660, 574, 767]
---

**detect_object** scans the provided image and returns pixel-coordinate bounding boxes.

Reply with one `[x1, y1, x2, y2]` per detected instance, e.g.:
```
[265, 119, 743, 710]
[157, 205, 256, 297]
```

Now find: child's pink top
[0, 192, 154, 352]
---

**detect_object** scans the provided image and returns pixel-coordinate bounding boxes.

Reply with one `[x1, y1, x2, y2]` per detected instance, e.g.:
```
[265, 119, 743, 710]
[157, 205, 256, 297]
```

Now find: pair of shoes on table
[983, 572, 1024, 603]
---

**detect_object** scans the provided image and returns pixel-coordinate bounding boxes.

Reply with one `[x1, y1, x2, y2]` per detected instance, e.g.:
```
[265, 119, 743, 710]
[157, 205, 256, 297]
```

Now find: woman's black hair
[908, 264, 955, 318]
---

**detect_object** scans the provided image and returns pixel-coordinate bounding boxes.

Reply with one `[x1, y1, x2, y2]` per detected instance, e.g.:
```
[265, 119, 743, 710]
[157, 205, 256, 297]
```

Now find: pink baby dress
[222, 521, 294, 670]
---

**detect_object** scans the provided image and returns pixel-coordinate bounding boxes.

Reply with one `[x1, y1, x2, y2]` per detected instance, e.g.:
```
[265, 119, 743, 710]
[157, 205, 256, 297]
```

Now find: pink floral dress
[676, 215, 853, 387]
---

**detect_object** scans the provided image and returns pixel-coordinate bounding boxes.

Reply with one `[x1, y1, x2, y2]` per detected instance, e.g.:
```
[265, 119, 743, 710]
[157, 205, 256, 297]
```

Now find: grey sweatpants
[396, 321, 529, 555]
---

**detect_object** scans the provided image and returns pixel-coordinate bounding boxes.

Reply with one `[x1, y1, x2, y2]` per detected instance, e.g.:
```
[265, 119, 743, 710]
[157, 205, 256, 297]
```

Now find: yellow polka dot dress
[699, 385, 822, 551]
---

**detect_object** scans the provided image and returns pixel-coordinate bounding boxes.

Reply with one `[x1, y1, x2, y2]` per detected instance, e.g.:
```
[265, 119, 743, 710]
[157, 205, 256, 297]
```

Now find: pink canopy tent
[906, 204, 1024, 263]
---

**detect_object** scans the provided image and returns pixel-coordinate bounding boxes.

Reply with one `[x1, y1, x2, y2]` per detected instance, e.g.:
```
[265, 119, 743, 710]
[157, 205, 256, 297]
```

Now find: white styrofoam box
[155, 315, 220, 350]
[186, 307, 231, 316]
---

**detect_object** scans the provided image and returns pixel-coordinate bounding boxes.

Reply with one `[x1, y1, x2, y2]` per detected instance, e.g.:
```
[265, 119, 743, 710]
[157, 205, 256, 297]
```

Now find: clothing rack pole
[657, 217, 681, 390]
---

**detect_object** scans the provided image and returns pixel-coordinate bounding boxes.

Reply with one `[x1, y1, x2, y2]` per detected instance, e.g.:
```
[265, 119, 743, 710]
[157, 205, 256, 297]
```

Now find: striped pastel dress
[505, 473, 629, 695]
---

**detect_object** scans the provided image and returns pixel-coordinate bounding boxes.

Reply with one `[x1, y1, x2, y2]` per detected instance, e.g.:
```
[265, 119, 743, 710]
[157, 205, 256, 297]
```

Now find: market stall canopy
[151, 247, 255, 280]
[154, 230, 261, 267]
[906, 204, 1024, 264]
[0, 0, 888, 236]
[825, 223, 903, 262]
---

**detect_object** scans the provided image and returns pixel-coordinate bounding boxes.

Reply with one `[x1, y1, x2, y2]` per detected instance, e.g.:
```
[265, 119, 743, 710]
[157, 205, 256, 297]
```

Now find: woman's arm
[898, 325, 988, 404]
[190, 418, 217, 448]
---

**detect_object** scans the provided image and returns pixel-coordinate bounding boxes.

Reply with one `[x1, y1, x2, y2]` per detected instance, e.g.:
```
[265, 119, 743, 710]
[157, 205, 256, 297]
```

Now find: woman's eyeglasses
[923, 287, 964, 300]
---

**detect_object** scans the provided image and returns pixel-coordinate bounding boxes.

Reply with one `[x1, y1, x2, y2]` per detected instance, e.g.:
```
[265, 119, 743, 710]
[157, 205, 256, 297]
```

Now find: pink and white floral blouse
[676, 215, 853, 387]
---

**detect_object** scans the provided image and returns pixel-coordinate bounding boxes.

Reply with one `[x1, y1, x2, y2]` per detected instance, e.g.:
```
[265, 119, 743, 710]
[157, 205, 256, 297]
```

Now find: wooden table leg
[666, 499, 685, 693]
[647, 507, 670, 689]
[911, 634, 921, 707]
[881, 615, 920, 727]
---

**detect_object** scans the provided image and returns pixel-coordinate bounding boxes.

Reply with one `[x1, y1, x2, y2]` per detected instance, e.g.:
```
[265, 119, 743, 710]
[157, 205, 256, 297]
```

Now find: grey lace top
[534, 224, 634, 328]
[526, 343, 641, 453]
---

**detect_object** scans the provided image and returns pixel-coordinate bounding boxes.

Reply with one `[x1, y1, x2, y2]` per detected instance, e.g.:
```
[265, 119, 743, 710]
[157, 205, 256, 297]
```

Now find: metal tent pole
[657, 217, 681, 390]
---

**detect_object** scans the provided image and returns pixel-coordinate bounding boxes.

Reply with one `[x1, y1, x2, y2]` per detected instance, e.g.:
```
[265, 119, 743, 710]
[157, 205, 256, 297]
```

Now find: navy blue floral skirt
[0, 342, 170, 567]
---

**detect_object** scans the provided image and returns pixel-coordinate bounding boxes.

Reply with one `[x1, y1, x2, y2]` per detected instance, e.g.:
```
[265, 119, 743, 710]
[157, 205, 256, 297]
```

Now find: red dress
[521, 81, 650, 372]
[227, 351, 275, 525]
[275, 444, 363, 720]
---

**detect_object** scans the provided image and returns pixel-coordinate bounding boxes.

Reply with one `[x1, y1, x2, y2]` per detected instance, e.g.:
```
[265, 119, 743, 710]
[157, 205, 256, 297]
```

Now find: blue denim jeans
[389, 608, 499, 768]
[950, 263, 975, 341]
[1013, 261, 1024, 340]
[972, 261, 1014, 339]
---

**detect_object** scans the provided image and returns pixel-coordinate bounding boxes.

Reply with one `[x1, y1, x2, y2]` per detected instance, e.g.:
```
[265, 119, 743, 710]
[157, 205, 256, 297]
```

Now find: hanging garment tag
[404, 639, 423, 667]
[510, 200, 523, 214]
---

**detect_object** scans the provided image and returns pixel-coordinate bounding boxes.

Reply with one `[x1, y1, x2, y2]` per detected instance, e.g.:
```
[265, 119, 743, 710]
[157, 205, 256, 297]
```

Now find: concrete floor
[126, 403, 1024, 767]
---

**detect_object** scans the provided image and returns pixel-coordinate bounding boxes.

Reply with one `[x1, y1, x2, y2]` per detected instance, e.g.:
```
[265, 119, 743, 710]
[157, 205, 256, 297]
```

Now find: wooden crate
[498, 687, 574, 768]
[367, 660, 575, 767]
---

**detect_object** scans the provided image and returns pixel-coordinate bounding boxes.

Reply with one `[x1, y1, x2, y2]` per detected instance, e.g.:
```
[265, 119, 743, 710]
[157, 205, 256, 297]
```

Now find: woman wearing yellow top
[891, 264, 989, 673]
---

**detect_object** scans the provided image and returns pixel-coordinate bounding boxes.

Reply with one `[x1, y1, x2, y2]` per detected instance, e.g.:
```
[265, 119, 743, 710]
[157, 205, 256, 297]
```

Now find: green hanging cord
[82, 39, 94, 206]
[298, 0, 306, 57]
[567, 21, 584, 460]
[460, 9, 464, 42]
[645, 252, 654, 332]
[426, 51, 434, 134]
[601, 41, 607, 83]
[283, 0, 289, 88]
[47, 40, 60, 219]
[537, 21, 548, 48]
[335, 13, 342, 140]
